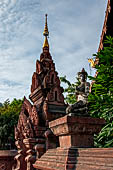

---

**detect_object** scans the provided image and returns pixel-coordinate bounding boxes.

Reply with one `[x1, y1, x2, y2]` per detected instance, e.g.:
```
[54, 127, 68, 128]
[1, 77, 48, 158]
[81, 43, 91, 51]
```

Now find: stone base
[33, 147, 113, 170]
[59, 134, 94, 148]
[49, 115, 105, 148]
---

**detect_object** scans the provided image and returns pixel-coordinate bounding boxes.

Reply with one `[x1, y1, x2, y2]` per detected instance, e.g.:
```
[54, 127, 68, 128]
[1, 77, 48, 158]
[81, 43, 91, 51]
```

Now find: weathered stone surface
[23, 138, 37, 170]
[49, 115, 105, 148]
[13, 140, 27, 170]
[34, 115, 106, 170]
[34, 148, 113, 170]
[0, 150, 17, 170]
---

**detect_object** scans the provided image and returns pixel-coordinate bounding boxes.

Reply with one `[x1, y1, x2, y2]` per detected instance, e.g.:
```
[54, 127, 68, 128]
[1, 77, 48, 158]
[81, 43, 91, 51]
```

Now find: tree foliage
[0, 98, 23, 149]
[60, 36, 113, 148]
[60, 76, 80, 104]
[88, 36, 113, 147]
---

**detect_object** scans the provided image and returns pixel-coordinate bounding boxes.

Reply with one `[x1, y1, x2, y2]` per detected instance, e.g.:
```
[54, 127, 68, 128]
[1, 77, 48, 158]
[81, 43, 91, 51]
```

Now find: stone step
[40, 155, 68, 162]
[67, 164, 113, 170]
[36, 155, 113, 167]
[35, 160, 113, 170]
[67, 157, 113, 166]
[34, 148, 113, 170]
[35, 160, 65, 170]
[36, 160, 113, 170]
[45, 148, 113, 156]
[44, 148, 113, 160]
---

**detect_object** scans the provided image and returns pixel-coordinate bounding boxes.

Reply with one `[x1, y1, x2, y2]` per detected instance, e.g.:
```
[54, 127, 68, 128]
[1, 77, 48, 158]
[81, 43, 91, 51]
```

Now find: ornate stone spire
[43, 14, 49, 48]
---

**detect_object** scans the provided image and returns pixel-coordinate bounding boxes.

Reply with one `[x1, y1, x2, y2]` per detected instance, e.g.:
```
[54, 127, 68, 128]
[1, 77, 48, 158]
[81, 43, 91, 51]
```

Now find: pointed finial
[82, 68, 85, 72]
[43, 14, 49, 48]
[43, 14, 49, 37]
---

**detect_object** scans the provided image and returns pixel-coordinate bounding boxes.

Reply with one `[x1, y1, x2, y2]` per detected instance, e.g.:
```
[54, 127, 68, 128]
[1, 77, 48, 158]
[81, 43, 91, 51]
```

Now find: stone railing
[0, 150, 17, 170]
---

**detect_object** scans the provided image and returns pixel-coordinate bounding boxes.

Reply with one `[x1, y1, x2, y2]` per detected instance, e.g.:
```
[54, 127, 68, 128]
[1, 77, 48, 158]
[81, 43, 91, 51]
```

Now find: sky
[0, 0, 108, 102]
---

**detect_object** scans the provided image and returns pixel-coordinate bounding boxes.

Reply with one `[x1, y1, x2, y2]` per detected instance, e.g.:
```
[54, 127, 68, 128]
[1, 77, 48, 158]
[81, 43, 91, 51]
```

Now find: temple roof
[98, 0, 113, 51]
[89, 0, 113, 67]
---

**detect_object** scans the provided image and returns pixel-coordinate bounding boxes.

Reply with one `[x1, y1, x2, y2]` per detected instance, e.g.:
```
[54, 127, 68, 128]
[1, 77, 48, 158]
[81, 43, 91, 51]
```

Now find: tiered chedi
[14, 14, 66, 170]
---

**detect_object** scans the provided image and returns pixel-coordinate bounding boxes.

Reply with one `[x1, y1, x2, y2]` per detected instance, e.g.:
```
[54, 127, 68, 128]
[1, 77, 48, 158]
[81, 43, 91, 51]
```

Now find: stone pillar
[23, 136, 46, 170]
[44, 128, 59, 150]
[49, 115, 105, 148]
[13, 140, 27, 170]
[23, 138, 36, 170]
[34, 138, 45, 159]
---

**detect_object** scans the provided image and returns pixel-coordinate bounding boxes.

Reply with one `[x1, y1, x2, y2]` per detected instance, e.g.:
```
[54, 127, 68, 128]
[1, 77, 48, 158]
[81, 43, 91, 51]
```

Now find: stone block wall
[0, 150, 17, 170]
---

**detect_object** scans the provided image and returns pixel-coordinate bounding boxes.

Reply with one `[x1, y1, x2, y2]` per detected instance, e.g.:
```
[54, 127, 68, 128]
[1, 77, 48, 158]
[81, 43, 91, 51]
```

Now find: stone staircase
[34, 147, 113, 170]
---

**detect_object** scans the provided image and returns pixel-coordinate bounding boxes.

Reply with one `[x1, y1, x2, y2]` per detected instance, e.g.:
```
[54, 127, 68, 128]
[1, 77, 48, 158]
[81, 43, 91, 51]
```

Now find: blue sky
[0, 0, 107, 102]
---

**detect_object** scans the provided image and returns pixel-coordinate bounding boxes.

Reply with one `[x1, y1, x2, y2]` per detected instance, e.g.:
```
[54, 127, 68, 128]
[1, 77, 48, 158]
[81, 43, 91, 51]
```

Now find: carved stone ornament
[0, 163, 6, 170]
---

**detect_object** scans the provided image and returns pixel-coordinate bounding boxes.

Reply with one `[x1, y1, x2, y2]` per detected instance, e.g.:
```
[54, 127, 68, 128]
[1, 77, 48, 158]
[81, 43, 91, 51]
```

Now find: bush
[60, 36, 113, 147]
[0, 98, 23, 149]
[88, 36, 113, 147]
[60, 76, 80, 104]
